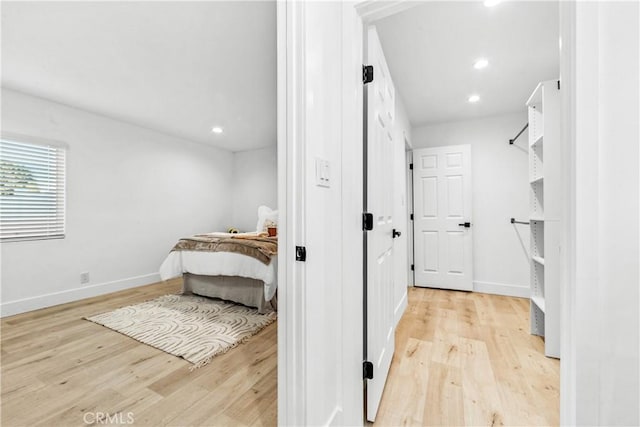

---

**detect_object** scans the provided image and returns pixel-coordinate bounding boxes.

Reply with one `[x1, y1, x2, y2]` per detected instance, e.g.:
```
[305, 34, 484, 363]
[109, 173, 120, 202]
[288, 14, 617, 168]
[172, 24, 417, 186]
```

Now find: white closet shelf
[530, 176, 544, 184]
[531, 295, 546, 313]
[530, 134, 544, 148]
[526, 82, 544, 107]
[527, 79, 560, 359]
[532, 256, 545, 266]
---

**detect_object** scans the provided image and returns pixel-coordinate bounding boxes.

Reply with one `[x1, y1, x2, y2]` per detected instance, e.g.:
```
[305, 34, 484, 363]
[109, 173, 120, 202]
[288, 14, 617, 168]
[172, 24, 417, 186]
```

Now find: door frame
[349, 4, 577, 424]
[276, 2, 302, 424]
[406, 143, 414, 286]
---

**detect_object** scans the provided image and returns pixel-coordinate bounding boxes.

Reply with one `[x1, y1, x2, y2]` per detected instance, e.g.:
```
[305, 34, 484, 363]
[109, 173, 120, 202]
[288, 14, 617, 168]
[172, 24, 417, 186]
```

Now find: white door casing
[413, 145, 473, 291]
[406, 149, 414, 285]
[365, 26, 396, 422]
[392, 134, 409, 326]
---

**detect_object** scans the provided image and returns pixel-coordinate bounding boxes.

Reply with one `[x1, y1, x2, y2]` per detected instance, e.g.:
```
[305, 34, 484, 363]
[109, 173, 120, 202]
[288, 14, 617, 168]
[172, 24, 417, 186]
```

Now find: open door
[364, 26, 397, 422]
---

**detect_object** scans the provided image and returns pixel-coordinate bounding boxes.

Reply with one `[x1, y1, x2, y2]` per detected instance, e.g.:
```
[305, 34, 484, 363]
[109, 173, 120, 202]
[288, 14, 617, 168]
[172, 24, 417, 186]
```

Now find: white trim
[324, 406, 343, 427]
[340, 3, 365, 426]
[559, 1, 577, 424]
[277, 1, 307, 425]
[473, 280, 530, 298]
[355, 1, 420, 24]
[394, 290, 408, 325]
[0, 272, 160, 317]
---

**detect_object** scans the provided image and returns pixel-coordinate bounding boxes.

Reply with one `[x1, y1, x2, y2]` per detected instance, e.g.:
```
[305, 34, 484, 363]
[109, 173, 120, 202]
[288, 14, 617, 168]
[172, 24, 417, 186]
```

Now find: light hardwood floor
[2, 282, 558, 427]
[375, 287, 560, 426]
[1, 278, 277, 427]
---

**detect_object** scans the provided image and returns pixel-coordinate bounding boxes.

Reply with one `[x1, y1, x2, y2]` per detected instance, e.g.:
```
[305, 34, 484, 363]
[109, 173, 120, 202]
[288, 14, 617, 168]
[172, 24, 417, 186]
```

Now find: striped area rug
[85, 294, 276, 368]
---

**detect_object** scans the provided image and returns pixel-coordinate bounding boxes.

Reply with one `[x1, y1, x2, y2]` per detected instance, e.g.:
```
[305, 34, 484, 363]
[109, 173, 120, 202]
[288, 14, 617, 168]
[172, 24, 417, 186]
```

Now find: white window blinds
[0, 136, 66, 242]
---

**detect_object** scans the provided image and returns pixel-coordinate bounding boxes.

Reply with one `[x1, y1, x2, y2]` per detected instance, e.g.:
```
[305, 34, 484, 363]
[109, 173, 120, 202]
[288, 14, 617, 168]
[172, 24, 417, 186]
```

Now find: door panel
[423, 232, 439, 271]
[422, 177, 438, 217]
[413, 145, 473, 291]
[446, 175, 464, 216]
[365, 26, 396, 422]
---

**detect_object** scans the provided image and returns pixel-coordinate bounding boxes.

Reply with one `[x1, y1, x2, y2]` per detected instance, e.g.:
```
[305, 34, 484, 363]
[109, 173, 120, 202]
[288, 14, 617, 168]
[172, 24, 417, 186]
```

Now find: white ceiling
[1, 1, 276, 152]
[375, 1, 559, 126]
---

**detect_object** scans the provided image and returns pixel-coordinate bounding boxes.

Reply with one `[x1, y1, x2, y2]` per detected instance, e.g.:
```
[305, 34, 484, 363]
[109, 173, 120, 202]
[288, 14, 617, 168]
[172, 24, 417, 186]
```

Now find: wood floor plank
[422, 362, 464, 426]
[223, 365, 278, 425]
[133, 383, 212, 427]
[375, 338, 432, 426]
[459, 337, 506, 426]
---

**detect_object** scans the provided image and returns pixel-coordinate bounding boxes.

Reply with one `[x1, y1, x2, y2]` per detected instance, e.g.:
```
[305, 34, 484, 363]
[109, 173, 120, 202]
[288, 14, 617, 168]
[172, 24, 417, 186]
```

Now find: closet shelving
[527, 80, 560, 359]
[531, 295, 546, 314]
[532, 255, 545, 266]
[530, 134, 544, 148]
[530, 176, 544, 184]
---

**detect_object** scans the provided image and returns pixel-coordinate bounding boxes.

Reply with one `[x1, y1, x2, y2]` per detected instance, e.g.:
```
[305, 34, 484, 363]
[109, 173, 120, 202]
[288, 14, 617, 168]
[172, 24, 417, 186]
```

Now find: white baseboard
[1, 272, 161, 318]
[473, 280, 530, 298]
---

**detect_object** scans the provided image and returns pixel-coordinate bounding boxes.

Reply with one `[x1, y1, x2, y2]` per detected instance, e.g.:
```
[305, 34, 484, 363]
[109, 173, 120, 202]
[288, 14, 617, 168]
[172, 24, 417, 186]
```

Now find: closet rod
[511, 218, 530, 225]
[509, 123, 529, 145]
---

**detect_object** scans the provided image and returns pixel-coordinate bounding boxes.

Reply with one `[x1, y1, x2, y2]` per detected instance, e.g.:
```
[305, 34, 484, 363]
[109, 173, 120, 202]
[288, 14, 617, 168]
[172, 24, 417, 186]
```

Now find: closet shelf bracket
[509, 123, 529, 145]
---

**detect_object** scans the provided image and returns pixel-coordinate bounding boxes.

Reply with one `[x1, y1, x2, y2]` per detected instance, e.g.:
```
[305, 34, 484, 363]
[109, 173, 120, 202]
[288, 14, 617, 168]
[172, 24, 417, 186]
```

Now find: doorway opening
[361, 1, 562, 424]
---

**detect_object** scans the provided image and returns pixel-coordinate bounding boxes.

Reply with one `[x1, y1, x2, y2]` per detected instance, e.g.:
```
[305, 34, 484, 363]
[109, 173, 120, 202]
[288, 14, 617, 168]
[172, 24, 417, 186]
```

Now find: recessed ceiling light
[473, 58, 489, 69]
[211, 126, 223, 134]
[468, 94, 480, 103]
[483, 0, 501, 7]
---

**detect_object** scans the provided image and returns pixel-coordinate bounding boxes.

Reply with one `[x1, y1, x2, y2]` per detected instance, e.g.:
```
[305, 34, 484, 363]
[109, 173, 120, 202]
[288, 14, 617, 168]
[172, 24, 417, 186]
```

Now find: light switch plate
[315, 158, 330, 188]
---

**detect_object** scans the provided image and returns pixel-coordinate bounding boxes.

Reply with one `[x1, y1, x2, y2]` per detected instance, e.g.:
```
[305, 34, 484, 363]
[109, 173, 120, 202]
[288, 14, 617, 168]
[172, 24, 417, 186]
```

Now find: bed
[159, 207, 278, 313]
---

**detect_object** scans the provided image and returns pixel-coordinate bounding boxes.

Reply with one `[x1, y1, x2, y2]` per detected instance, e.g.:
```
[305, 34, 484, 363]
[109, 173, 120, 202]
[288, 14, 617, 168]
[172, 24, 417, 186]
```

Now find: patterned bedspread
[171, 234, 277, 265]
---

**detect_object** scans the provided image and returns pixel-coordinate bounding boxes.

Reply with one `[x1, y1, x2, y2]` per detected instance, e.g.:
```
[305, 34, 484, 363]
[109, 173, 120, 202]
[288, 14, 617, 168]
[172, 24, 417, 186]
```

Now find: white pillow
[256, 205, 278, 233]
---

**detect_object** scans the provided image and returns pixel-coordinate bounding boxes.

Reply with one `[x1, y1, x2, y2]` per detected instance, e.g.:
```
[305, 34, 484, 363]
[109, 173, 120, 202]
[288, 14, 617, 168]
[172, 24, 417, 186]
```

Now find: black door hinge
[409, 163, 413, 170]
[363, 213, 374, 231]
[411, 264, 414, 271]
[363, 65, 374, 84]
[557, 80, 561, 90]
[363, 361, 374, 379]
[295, 246, 306, 262]
[410, 213, 414, 221]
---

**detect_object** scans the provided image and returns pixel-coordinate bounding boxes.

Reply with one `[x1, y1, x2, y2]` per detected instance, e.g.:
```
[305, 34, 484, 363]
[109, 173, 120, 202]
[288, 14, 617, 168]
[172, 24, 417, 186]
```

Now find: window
[0, 134, 66, 242]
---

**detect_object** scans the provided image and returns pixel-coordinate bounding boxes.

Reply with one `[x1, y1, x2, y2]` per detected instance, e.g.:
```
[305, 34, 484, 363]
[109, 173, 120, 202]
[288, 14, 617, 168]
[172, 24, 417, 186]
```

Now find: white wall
[231, 146, 277, 232]
[277, 2, 364, 425]
[412, 112, 531, 297]
[302, 3, 347, 424]
[561, 1, 639, 425]
[0, 88, 235, 316]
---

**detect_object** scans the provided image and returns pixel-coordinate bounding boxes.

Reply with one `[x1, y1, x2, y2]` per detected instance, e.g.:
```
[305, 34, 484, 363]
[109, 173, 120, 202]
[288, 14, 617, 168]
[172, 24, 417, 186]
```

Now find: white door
[365, 26, 396, 422]
[413, 145, 473, 291]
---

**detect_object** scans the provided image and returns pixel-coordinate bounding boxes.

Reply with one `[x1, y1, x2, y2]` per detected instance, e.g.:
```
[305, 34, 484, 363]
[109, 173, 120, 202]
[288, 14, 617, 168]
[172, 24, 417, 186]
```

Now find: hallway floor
[375, 287, 559, 426]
